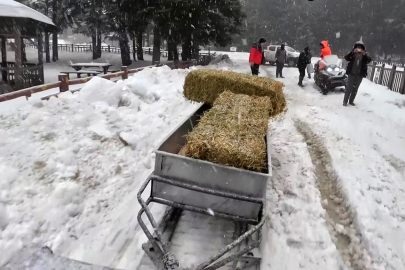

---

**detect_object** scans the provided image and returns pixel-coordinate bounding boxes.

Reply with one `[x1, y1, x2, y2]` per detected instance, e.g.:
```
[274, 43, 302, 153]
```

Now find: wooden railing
[0, 60, 197, 103]
[0, 62, 44, 92]
[367, 62, 405, 94]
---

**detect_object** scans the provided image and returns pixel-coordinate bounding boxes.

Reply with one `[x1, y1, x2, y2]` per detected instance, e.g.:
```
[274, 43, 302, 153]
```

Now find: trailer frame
[136, 104, 271, 270]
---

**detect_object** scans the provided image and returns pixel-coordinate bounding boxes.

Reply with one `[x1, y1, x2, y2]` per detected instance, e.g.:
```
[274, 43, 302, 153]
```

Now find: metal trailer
[137, 104, 272, 270]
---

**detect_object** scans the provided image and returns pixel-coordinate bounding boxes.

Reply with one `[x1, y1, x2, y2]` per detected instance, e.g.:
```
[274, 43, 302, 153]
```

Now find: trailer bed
[137, 103, 269, 269]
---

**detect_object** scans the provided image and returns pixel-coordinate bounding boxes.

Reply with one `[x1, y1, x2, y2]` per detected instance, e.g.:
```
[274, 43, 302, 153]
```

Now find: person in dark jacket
[307, 49, 313, 79]
[297, 47, 310, 86]
[275, 44, 287, 78]
[249, 37, 266, 76]
[343, 41, 372, 106]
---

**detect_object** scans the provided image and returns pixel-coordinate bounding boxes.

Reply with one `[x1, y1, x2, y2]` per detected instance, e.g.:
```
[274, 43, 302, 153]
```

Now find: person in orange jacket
[320, 40, 332, 59]
[249, 37, 266, 75]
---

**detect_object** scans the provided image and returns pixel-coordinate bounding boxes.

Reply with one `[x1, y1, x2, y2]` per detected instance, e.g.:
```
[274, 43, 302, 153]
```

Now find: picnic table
[68, 62, 113, 74]
[60, 70, 101, 79]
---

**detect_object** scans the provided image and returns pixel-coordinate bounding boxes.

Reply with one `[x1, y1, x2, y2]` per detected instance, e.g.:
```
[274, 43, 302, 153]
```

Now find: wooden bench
[60, 70, 101, 79]
[79, 69, 120, 74]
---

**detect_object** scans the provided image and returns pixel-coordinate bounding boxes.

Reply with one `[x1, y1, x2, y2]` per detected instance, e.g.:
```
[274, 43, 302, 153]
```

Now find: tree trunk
[92, 33, 97, 60]
[181, 40, 191, 61]
[52, 30, 58, 62]
[97, 29, 102, 58]
[55, 34, 59, 60]
[168, 36, 174, 61]
[37, 30, 44, 84]
[45, 32, 50, 63]
[152, 23, 161, 64]
[132, 37, 136, 61]
[192, 41, 199, 60]
[173, 43, 179, 61]
[119, 32, 132, 66]
[51, 0, 58, 61]
[136, 31, 144, 60]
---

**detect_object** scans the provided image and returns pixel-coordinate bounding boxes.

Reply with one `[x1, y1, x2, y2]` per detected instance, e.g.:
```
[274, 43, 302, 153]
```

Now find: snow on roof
[0, 0, 55, 26]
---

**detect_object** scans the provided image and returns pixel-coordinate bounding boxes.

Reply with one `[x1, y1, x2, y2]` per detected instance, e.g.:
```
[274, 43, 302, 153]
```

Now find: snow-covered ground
[259, 59, 405, 270]
[0, 65, 200, 268]
[1, 51, 405, 270]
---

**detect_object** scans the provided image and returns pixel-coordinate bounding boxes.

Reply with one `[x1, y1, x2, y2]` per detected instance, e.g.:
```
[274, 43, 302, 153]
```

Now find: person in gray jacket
[343, 41, 372, 106]
[275, 44, 287, 78]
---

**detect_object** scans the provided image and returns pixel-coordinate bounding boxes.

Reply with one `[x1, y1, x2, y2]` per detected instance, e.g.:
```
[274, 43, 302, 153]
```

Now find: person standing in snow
[297, 47, 311, 87]
[306, 48, 313, 79]
[275, 44, 287, 78]
[343, 41, 372, 106]
[249, 38, 266, 76]
[320, 40, 331, 59]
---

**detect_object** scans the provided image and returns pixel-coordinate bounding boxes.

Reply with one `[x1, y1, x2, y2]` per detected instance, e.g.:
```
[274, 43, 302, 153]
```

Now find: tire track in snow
[294, 119, 373, 270]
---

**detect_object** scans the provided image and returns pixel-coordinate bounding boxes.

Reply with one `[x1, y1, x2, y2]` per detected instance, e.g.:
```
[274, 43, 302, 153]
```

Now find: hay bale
[183, 69, 285, 116]
[185, 91, 270, 172]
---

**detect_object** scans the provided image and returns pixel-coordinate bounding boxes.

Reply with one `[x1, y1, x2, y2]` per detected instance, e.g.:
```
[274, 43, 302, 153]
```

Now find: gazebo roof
[0, 0, 55, 26]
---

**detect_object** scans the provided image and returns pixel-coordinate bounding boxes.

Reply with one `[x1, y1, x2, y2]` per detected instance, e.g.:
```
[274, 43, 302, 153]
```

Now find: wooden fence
[0, 60, 196, 103]
[374, 59, 405, 68]
[25, 43, 168, 57]
[367, 62, 405, 94]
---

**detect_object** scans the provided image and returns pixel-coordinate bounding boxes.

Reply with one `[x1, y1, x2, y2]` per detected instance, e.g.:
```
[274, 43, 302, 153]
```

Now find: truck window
[269, 46, 276, 51]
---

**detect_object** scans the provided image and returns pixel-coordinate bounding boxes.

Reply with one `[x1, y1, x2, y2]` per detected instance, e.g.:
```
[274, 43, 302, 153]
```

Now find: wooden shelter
[0, 0, 56, 93]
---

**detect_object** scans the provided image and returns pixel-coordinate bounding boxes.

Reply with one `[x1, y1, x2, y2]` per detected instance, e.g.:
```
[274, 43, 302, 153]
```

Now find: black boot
[298, 75, 304, 86]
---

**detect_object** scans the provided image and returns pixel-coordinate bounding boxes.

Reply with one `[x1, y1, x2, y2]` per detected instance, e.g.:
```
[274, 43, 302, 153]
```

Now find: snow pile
[0, 65, 200, 267]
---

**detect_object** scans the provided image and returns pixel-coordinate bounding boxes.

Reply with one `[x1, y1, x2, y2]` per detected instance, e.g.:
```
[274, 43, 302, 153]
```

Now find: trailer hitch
[163, 252, 180, 270]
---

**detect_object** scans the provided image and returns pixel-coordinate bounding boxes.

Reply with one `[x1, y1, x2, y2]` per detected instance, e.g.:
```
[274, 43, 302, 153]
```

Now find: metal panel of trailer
[152, 104, 271, 221]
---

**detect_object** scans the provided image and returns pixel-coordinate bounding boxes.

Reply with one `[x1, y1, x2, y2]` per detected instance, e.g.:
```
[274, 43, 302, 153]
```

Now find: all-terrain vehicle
[314, 55, 348, 95]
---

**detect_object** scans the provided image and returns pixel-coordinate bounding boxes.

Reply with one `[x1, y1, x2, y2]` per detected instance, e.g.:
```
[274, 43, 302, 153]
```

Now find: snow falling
[1, 0, 405, 269]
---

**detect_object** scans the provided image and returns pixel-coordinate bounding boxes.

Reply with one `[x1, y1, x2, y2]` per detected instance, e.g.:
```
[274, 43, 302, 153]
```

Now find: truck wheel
[287, 58, 296, 67]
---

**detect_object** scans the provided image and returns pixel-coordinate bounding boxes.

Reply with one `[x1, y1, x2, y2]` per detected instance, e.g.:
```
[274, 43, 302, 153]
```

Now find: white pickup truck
[264, 45, 300, 67]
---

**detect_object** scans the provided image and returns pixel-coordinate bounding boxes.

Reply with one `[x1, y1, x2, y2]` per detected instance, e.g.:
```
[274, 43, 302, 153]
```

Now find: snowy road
[258, 61, 405, 269]
[1, 52, 405, 270]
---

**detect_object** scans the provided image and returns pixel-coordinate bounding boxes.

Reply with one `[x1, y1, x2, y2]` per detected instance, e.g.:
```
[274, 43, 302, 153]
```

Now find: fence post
[71, 44, 74, 52]
[399, 70, 405, 95]
[388, 65, 396, 90]
[58, 74, 69, 92]
[378, 63, 385, 85]
[370, 62, 377, 82]
[121, 66, 128, 80]
[108, 45, 111, 53]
